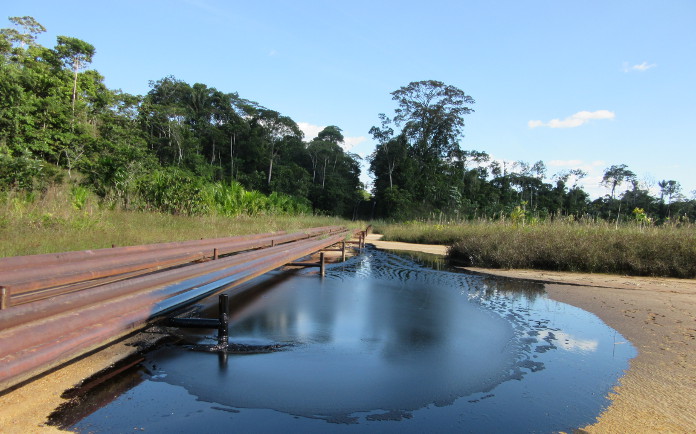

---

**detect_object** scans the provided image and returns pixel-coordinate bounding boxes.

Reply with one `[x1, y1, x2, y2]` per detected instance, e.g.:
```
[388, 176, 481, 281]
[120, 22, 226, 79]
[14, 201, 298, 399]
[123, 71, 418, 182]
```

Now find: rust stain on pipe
[0, 227, 346, 299]
[0, 227, 361, 391]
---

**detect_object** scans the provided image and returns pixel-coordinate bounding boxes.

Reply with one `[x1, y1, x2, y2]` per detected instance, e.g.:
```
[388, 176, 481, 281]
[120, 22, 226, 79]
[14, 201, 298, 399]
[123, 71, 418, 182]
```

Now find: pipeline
[0, 225, 345, 273]
[0, 228, 360, 391]
[0, 226, 346, 306]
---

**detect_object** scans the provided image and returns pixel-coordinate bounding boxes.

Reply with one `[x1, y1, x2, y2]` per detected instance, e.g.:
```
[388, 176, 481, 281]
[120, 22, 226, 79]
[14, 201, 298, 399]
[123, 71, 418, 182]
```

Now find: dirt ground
[368, 234, 696, 433]
[366, 233, 448, 255]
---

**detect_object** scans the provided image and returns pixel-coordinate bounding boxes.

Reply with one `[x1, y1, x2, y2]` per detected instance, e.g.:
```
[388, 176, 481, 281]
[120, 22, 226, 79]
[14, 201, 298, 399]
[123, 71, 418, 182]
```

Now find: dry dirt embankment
[0, 331, 168, 433]
[367, 234, 696, 433]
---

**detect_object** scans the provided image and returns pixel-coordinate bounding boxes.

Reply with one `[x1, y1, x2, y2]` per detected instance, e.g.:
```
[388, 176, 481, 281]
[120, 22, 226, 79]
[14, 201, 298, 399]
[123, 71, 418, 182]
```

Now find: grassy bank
[0, 186, 359, 257]
[374, 220, 696, 278]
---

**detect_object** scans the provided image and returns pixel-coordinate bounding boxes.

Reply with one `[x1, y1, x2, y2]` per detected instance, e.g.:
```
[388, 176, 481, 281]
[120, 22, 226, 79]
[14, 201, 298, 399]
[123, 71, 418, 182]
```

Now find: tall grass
[0, 185, 358, 257]
[374, 219, 696, 278]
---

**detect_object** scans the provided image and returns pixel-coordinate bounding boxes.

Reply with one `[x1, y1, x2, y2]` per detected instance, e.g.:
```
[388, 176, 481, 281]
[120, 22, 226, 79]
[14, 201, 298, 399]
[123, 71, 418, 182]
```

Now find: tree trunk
[268, 156, 274, 185]
[230, 134, 235, 180]
[71, 59, 79, 115]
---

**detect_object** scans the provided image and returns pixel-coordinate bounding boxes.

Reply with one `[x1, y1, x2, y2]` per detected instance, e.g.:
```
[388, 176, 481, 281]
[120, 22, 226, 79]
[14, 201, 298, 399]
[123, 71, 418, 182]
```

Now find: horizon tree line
[367, 80, 695, 223]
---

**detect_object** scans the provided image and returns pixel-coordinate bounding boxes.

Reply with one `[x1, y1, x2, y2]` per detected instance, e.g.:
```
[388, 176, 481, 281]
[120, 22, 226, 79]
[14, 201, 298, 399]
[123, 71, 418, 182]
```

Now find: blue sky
[6, 0, 695, 198]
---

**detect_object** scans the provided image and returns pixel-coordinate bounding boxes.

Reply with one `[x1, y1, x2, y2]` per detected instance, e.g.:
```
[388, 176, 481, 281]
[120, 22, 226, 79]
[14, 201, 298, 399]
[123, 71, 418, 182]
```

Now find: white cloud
[623, 61, 656, 72]
[297, 122, 324, 140]
[298, 122, 365, 151]
[544, 331, 598, 353]
[268, 49, 278, 56]
[343, 136, 367, 151]
[528, 110, 615, 129]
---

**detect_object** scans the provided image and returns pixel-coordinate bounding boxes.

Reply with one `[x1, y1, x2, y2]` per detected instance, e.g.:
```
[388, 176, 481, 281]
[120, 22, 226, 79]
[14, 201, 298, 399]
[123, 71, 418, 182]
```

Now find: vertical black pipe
[218, 351, 228, 369]
[218, 293, 229, 346]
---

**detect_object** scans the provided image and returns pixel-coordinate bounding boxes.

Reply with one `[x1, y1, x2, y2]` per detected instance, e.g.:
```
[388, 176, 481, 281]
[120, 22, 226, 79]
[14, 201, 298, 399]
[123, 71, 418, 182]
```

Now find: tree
[1, 16, 46, 51]
[601, 164, 636, 199]
[368, 80, 475, 218]
[317, 125, 344, 144]
[391, 80, 474, 159]
[55, 36, 95, 114]
[253, 109, 301, 186]
[368, 114, 398, 188]
[664, 180, 680, 205]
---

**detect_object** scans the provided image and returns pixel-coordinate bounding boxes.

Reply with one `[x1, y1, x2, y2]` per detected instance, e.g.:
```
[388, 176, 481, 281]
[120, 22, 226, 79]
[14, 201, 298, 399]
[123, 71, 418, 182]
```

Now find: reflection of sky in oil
[62, 248, 636, 433]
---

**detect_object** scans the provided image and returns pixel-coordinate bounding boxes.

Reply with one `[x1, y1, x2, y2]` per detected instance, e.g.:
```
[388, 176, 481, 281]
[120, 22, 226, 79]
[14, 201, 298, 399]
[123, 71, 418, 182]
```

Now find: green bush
[135, 167, 207, 215]
[0, 151, 63, 191]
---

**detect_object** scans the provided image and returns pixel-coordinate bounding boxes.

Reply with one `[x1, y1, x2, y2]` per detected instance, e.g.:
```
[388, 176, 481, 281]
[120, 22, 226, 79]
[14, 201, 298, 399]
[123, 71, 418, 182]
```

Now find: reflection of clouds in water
[541, 330, 598, 353]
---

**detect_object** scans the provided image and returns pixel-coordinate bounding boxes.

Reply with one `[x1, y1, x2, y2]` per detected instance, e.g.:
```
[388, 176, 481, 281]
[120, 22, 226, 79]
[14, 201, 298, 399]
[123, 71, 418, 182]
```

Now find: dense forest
[1, 17, 694, 223]
[368, 80, 696, 223]
[0, 17, 363, 218]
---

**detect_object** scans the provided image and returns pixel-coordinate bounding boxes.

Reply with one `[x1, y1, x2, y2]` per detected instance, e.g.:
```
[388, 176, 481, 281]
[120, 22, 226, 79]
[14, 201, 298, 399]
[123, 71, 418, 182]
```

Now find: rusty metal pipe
[0, 231, 351, 390]
[1, 228, 344, 297]
[0, 225, 345, 273]
[0, 232, 351, 331]
[0, 231, 285, 272]
[0, 306, 153, 390]
[0, 233, 350, 355]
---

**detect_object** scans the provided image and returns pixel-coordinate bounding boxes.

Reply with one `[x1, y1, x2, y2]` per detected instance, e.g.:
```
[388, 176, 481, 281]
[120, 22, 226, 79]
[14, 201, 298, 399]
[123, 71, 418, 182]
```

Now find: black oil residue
[56, 247, 635, 433]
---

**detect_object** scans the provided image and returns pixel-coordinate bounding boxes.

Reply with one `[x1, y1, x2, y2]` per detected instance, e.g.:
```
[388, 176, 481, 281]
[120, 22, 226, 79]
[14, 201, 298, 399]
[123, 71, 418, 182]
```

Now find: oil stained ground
[58, 248, 636, 433]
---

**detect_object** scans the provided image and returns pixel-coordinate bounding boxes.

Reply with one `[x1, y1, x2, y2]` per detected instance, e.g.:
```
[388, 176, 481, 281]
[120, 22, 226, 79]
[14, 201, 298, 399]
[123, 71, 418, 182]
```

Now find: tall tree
[368, 114, 397, 188]
[391, 80, 474, 159]
[369, 80, 475, 217]
[252, 109, 301, 186]
[601, 164, 636, 199]
[55, 36, 95, 114]
[1, 16, 46, 51]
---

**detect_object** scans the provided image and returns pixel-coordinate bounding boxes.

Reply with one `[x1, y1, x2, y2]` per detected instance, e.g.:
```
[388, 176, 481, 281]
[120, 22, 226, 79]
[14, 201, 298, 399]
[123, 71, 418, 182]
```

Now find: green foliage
[0, 17, 362, 219]
[509, 202, 527, 226]
[200, 182, 311, 217]
[368, 82, 695, 223]
[135, 167, 207, 215]
[0, 149, 63, 190]
[69, 185, 89, 210]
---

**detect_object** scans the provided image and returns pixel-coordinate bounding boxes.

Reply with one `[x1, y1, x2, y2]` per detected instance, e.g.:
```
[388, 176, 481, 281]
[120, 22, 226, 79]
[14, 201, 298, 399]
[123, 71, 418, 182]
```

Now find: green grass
[0, 185, 360, 257]
[373, 220, 696, 278]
